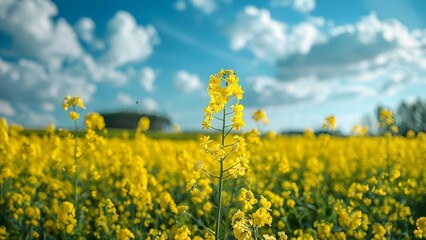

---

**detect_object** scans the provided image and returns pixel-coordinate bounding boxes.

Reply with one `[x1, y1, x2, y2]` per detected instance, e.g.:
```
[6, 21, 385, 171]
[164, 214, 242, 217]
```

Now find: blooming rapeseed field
[1, 70, 426, 240]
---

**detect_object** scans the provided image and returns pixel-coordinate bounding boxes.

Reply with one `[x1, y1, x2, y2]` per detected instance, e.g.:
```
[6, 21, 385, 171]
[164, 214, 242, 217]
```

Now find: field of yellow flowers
[1, 70, 426, 240]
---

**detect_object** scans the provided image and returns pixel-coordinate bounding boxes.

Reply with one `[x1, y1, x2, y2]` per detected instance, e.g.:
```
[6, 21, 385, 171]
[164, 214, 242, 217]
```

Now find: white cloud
[174, 70, 203, 93]
[289, 22, 324, 54]
[188, 0, 217, 14]
[247, 75, 332, 106]
[230, 6, 286, 59]
[0, 99, 15, 116]
[0, 0, 83, 69]
[0, 0, 162, 127]
[229, 6, 324, 60]
[245, 11, 426, 108]
[230, 9, 423, 65]
[16, 104, 56, 127]
[293, 0, 315, 13]
[174, 0, 186, 11]
[330, 12, 419, 47]
[116, 92, 134, 106]
[140, 67, 156, 92]
[246, 74, 379, 109]
[41, 102, 55, 112]
[75, 17, 104, 50]
[0, 58, 97, 108]
[140, 98, 159, 112]
[271, 0, 316, 13]
[276, 12, 424, 82]
[100, 11, 159, 68]
[174, 0, 233, 14]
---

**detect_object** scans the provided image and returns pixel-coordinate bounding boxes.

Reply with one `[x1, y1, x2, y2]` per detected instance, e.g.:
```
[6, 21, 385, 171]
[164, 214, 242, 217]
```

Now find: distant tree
[396, 99, 426, 135]
[101, 112, 171, 131]
[376, 99, 426, 136]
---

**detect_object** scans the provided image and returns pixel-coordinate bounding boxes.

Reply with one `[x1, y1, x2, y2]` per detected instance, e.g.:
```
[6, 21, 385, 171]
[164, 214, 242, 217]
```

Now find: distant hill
[280, 130, 343, 136]
[101, 111, 171, 131]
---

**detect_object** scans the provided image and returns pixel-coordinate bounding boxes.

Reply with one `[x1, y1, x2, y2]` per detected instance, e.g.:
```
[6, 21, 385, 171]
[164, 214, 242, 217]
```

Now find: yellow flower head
[252, 207, 272, 228]
[259, 196, 272, 211]
[69, 111, 80, 120]
[322, 115, 337, 131]
[137, 116, 150, 132]
[263, 235, 276, 240]
[379, 108, 394, 126]
[252, 109, 269, 125]
[85, 112, 105, 130]
[202, 69, 245, 131]
[417, 217, 426, 231]
[278, 232, 288, 240]
[58, 201, 76, 234]
[177, 205, 189, 215]
[63, 95, 86, 111]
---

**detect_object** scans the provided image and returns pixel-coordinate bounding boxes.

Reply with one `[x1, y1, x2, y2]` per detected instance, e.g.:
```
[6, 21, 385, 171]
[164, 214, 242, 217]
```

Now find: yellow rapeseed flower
[252, 109, 269, 125]
[69, 111, 80, 120]
[137, 116, 150, 132]
[58, 201, 76, 234]
[322, 115, 336, 131]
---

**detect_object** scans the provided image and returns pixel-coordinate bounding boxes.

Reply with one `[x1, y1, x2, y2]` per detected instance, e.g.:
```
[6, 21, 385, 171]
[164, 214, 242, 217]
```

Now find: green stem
[73, 111, 79, 235]
[195, 188, 217, 208]
[186, 212, 215, 235]
[215, 106, 226, 240]
[202, 169, 219, 189]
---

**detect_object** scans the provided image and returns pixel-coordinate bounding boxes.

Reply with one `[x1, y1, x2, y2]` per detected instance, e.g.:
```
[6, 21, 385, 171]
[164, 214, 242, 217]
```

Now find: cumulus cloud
[41, 102, 55, 112]
[0, 0, 83, 69]
[229, 6, 324, 60]
[75, 17, 104, 50]
[0, 58, 97, 104]
[246, 74, 378, 108]
[174, 70, 203, 93]
[15, 104, 57, 127]
[0, 99, 15, 117]
[139, 98, 159, 112]
[293, 0, 316, 13]
[174, 0, 234, 14]
[139, 67, 156, 92]
[247, 75, 331, 106]
[100, 11, 159, 68]
[0, 0, 161, 127]
[271, 0, 316, 13]
[277, 12, 423, 81]
[116, 92, 134, 106]
[174, 0, 186, 11]
[188, 0, 217, 14]
[242, 11, 426, 108]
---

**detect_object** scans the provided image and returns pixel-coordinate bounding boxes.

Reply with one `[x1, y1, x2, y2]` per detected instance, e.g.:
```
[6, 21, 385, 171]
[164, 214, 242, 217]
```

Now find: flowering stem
[215, 106, 226, 240]
[213, 115, 224, 121]
[202, 168, 220, 179]
[202, 169, 219, 190]
[223, 169, 240, 179]
[223, 161, 242, 173]
[224, 127, 233, 139]
[73, 110, 79, 235]
[195, 188, 217, 208]
[185, 212, 215, 235]
[210, 126, 223, 132]
[221, 200, 243, 210]
[223, 141, 239, 148]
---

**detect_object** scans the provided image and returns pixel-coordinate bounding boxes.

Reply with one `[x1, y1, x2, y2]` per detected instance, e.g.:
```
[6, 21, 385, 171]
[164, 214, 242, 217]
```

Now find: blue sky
[1, 0, 426, 133]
